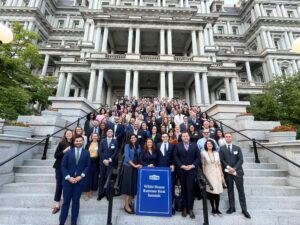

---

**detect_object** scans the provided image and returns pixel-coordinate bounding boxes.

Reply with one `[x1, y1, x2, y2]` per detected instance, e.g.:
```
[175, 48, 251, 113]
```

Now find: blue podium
[136, 167, 172, 217]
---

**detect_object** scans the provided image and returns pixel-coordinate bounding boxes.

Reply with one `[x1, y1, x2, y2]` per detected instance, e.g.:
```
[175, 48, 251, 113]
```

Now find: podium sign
[136, 167, 172, 217]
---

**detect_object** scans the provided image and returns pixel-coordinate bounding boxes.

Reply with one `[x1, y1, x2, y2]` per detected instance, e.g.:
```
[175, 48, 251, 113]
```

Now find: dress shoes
[189, 210, 195, 219]
[226, 208, 236, 214]
[97, 194, 105, 201]
[242, 211, 251, 219]
[181, 208, 187, 217]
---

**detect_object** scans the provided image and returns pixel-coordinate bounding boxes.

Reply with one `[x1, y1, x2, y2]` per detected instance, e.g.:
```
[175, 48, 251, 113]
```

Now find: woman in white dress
[215, 129, 226, 147]
[201, 140, 224, 216]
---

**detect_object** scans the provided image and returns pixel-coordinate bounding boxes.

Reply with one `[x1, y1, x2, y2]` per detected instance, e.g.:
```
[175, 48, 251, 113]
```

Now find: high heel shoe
[124, 206, 134, 214]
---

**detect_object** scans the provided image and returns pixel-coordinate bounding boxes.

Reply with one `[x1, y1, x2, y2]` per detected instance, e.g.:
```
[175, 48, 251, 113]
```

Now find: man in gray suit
[219, 133, 251, 219]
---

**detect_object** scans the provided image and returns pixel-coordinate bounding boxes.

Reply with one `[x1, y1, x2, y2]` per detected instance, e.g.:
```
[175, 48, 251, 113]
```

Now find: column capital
[199, 26, 204, 31]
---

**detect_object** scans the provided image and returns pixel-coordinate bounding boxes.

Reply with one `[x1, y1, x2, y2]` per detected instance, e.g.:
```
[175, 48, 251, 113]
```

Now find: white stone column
[262, 62, 270, 82]
[160, 71, 166, 99]
[198, 29, 205, 55]
[168, 71, 173, 99]
[230, 78, 239, 101]
[83, 22, 89, 42]
[208, 24, 214, 46]
[41, 54, 50, 77]
[191, 30, 198, 56]
[205, 0, 210, 13]
[204, 27, 209, 46]
[80, 88, 86, 97]
[194, 72, 201, 105]
[160, 29, 165, 55]
[135, 28, 140, 54]
[28, 0, 35, 7]
[101, 27, 109, 53]
[89, 0, 94, 8]
[88, 22, 95, 42]
[260, 4, 265, 16]
[267, 58, 275, 78]
[281, 4, 287, 17]
[224, 77, 231, 101]
[284, 32, 291, 49]
[64, 73, 73, 97]
[267, 31, 274, 48]
[288, 32, 294, 45]
[256, 35, 262, 51]
[273, 59, 281, 75]
[127, 27, 133, 54]
[56, 72, 66, 97]
[245, 61, 253, 83]
[226, 21, 232, 34]
[201, 0, 205, 13]
[167, 29, 172, 55]
[184, 0, 189, 7]
[94, 25, 102, 51]
[185, 88, 190, 105]
[191, 88, 196, 106]
[157, 0, 161, 7]
[132, 71, 139, 98]
[292, 60, 298, 74]
[297, 6, 300, 18]
[297, 60, 300, 70]
[74, 87, 79, 97]
[134, 0, 138, 6]
[65, 15, 70, 28]
[261, 30, 269, 48]
[95, 70, 104, 102]
[201, 73, 210, 105]
[125, 70, 131, 97]
[251, 9, 256, 22]
[106, 85, 112, 106]
[276, 5, 282, 17]
[162, 0, 166, 7]
[254, 4, 262, 17]
[88, 69, 97, 101]
[179, 0, 183, 7]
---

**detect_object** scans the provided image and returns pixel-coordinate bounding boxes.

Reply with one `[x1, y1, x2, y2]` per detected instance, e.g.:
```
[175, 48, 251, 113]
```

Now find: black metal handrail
[212, 117, 300, 168]
[196, 168, 213, 225]
[104, 168, 115, 225]
[0, 109, 98, 167]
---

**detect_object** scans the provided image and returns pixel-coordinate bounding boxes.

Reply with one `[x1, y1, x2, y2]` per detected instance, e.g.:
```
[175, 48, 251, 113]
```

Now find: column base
[125, 54, 140, 60]
[160, 55, 174, 61]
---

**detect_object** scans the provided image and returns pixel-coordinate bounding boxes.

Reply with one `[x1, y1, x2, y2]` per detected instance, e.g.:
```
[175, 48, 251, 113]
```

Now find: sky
[224, 0, 238, 4]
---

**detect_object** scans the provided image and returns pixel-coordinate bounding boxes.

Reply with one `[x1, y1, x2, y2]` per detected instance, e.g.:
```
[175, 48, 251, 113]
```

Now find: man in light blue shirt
[197, 129, 219, 152]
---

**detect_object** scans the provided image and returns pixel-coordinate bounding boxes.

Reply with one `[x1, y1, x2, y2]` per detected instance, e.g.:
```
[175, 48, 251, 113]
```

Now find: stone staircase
[0, 147, 299, 225]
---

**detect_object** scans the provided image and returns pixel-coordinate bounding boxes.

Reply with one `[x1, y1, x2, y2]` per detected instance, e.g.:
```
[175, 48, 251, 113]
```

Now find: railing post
[252, 138, 260, 163]
[107, 179, 115, 225]
[202, 186, 209, 225]
[41, 134, 50, 160]
[77, 117, 80, 127]
[220, 120, 224, 133]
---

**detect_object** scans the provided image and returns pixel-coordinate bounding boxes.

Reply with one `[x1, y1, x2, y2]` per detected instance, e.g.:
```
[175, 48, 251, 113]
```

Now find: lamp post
[0, 24, 14, 44]
[291, 37, 300, 54]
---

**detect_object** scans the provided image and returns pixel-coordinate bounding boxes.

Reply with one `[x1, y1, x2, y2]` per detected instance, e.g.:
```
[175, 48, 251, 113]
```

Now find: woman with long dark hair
[120, 134, 142, 214]
[52, 130, 74, 214]
[84, 112, 95, 138]
[140, 138, 159, 167]
[201, 140, 224, 216]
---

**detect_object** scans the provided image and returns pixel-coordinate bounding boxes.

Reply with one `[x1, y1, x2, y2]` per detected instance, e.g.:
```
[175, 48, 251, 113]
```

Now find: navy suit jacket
[99, 138, 119, 163]
[156, 142, 175, 167]
[61, 148, 90, 184]
[174, 142, 200, 175]
[188, 118, 201, 131]
[219, 144, 244, 176]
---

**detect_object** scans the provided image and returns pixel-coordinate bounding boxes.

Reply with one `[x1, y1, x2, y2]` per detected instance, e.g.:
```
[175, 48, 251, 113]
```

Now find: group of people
[52, 96, 251, 225]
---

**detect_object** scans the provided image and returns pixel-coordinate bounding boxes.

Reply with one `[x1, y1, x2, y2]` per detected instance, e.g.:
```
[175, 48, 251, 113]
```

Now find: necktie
[227, 145, 231, 153]
[164, 143, 167, 156]
[108, 139, 111, 148]
[76, 149, 80, 164]
[184, 143, 189, 151]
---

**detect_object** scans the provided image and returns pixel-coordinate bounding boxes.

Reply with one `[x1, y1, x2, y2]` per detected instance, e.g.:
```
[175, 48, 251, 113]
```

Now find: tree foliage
[249, 72, 300, 138]
[0, 22, 56, 120]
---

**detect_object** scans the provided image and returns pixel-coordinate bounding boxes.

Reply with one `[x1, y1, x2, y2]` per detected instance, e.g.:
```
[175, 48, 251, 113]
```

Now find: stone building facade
[0, 0, 299, 108]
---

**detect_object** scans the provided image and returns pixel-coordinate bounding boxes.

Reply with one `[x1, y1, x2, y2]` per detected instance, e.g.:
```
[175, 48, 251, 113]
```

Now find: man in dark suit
[188, 111, 201, 131]
[97, 129, 119, 200]
[174, 132, 200, 219]
[59, 136, 90, 225]
[179, 116, 189, 133]
[157, 133, 176, 214]
[110, 116, 124, 147]
[219, 132, 251, 219]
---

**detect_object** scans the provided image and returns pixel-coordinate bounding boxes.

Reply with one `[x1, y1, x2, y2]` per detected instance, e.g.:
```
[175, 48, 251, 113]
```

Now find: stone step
[244, 177, 287, 186]
[0, 207, 299, 225]
[32, 152, 55, 159]
[244, 169, 288, 177]
[0, 194, 299, 211]
[0, 183, 55, 194]
[14, 166, 54, 174]
[14, 173, 55, 183]
[243, 163, 277, 169]
[243, 156, 267, 163]
[23, 159, 55, 166]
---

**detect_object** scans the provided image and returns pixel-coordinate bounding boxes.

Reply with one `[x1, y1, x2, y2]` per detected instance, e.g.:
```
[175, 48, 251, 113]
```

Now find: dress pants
[99, 163, 113, 196]
[225, 174, 247, 212]
[54, 169, 63, 202]
[178, 173, 195, 210]
[59, 181, 83, 225]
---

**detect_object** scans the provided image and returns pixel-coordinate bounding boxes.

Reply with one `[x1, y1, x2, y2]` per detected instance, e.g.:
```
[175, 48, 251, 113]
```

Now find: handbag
[174, 185, 182, 212]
